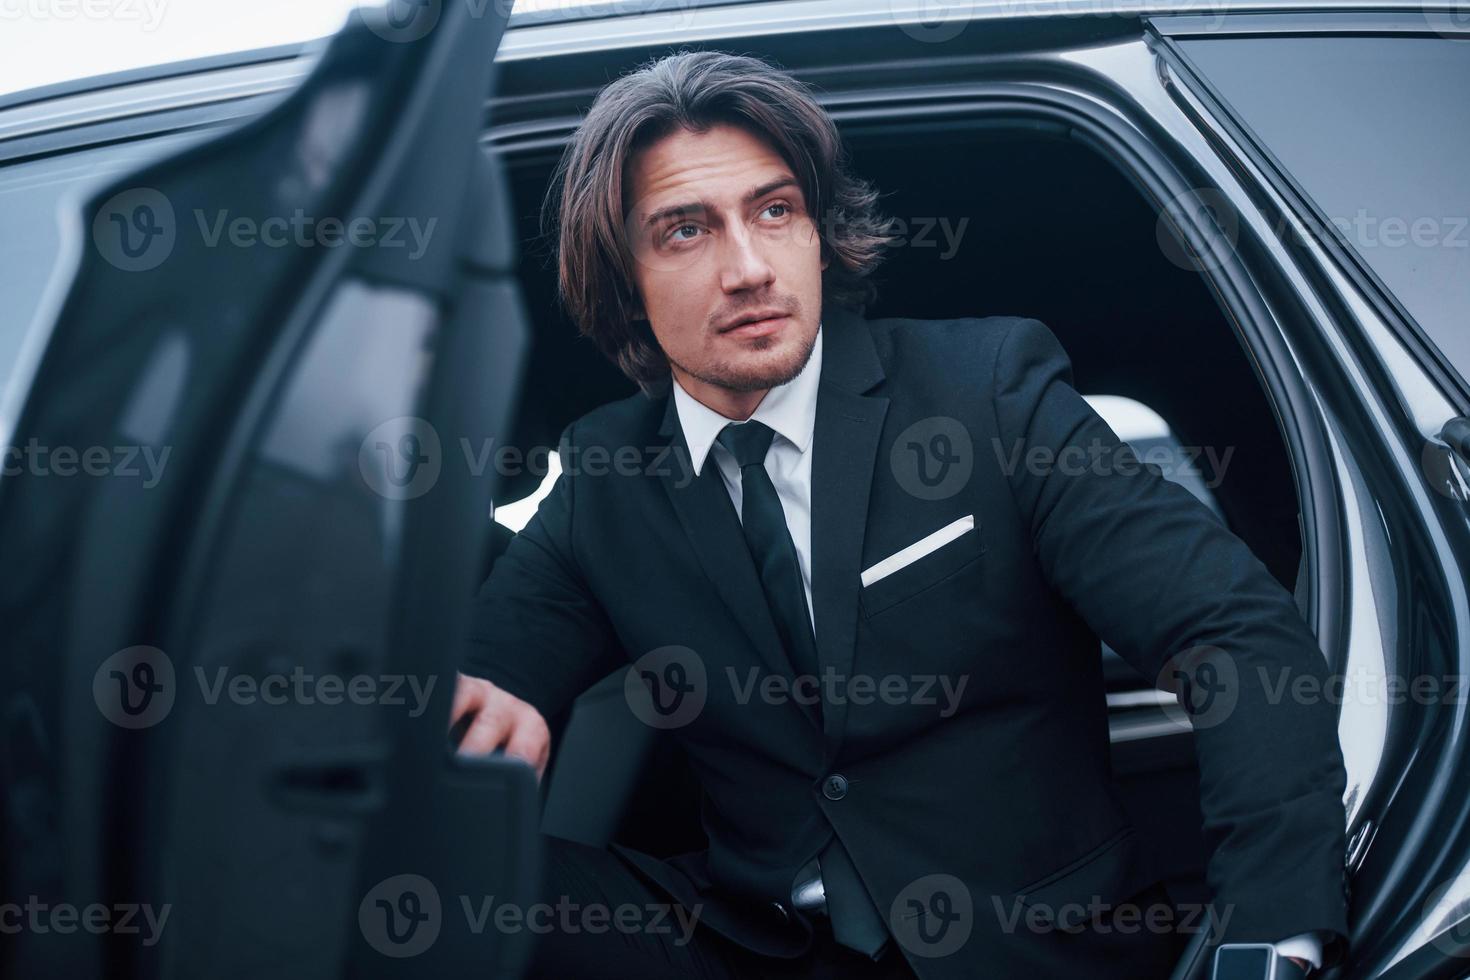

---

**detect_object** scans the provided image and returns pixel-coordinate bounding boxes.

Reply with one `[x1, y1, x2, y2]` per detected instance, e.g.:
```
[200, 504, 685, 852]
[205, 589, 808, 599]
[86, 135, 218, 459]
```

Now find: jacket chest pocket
[858, 515, 988, 619]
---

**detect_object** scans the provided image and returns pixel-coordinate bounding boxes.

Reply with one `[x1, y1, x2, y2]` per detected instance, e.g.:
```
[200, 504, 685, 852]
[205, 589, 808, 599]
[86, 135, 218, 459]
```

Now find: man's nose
[718, 226, 775, 293]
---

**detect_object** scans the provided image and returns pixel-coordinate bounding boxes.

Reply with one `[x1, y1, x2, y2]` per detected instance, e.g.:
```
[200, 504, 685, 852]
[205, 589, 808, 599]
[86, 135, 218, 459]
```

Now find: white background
[0, 0, 581, 99]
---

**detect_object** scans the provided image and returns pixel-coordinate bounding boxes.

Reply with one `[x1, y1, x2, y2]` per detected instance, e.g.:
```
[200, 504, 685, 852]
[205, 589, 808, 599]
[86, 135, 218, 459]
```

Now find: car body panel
[0, 5, 541, 978]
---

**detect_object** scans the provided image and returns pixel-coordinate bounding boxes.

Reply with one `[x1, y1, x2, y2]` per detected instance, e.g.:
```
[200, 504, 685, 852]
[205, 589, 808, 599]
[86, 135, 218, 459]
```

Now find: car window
[494, 451, 561, 532]
[1084, 394, 1225, 520]
[0, 134, 203, 421]
[1178, 35, 1470, 392]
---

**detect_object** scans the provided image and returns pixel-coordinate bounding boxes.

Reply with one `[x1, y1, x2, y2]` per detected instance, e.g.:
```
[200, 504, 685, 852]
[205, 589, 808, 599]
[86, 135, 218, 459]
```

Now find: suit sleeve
[990, 318, 1350, 961]
[460, 420, 623, 721]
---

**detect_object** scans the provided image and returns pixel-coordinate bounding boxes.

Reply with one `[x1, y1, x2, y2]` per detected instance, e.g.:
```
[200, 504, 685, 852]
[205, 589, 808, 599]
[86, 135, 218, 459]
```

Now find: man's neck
[671, 372, 769, 422]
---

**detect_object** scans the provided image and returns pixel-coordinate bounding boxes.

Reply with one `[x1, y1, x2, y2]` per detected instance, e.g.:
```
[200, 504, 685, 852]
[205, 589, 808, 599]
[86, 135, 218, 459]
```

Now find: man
[452, 51, 1348, 979]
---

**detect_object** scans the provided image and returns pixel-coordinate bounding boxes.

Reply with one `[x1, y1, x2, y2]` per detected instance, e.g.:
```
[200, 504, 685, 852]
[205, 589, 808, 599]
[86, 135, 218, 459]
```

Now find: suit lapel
[655, 395, 800, 691]
[808, 306, 888, 757]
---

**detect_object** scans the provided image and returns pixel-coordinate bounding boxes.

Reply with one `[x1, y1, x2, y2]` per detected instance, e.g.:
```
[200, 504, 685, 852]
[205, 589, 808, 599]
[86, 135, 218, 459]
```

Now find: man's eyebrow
[641, 176, 801, 229]
[743, 175, 799, 204]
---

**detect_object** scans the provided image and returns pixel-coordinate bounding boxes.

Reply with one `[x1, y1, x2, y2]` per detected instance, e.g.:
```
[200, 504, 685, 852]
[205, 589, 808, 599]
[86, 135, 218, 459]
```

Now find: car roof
[0, 0, 1449, 159]
[500, 0, 1443, 60]
[3, 0, 1444, 103]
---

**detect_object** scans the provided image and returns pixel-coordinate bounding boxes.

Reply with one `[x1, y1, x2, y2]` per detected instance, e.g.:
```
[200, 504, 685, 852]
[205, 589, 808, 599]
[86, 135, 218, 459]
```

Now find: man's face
[624, 123, 826, 397]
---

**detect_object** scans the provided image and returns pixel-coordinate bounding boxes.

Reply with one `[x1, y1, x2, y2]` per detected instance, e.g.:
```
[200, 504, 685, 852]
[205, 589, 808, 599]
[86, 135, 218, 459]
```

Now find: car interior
[480, 119, 1305, 914]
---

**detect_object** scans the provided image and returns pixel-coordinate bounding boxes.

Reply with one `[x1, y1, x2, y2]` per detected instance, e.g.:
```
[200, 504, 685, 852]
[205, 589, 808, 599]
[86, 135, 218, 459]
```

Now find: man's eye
[762, 203, 789, 219]
[669, 224, 701, 242]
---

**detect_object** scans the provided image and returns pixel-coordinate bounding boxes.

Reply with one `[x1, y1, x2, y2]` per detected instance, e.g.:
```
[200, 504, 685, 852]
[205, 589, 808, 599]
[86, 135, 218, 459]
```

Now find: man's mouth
[719, 310, 791, 336]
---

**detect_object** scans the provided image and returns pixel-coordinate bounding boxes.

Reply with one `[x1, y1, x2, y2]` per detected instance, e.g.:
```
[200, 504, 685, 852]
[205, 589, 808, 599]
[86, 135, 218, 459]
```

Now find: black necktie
[716, 420, 820, 682]
[715, 420, 891, 960]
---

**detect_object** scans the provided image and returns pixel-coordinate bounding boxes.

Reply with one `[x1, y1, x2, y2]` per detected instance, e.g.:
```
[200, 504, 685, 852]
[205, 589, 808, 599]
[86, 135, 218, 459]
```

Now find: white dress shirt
[671, 320, 823, 629]
[668, 319, 1322, 971]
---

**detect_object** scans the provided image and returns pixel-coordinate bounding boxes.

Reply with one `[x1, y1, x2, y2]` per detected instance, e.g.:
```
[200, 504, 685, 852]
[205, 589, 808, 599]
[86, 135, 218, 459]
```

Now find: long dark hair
[541, 50, 893, 396]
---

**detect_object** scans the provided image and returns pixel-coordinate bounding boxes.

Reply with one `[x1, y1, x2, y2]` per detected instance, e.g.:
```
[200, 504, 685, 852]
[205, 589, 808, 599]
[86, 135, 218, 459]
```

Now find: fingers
[457, 704, 513, 756]
[450, 672, 485, 726]
[503, 714, 551, 780]
[450, 674, 552, 781]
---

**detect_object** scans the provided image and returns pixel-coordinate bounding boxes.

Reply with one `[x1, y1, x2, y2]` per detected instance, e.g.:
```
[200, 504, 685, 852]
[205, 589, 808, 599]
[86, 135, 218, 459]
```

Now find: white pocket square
[860, 514, 976, 587]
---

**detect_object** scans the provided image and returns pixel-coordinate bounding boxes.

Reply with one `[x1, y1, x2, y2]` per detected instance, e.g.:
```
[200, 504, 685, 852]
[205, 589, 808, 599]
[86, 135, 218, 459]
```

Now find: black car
[1, 1, 1468, 977]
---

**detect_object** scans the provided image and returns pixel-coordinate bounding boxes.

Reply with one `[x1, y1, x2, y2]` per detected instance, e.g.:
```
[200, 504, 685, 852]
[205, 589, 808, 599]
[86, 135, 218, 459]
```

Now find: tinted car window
[1179, 35, 1470, 389]
[0, 135, 200, 413]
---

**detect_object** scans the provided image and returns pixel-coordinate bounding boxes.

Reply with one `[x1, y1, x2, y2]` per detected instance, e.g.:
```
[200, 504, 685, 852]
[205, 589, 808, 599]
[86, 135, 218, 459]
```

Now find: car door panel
[0, 4, 537, 978]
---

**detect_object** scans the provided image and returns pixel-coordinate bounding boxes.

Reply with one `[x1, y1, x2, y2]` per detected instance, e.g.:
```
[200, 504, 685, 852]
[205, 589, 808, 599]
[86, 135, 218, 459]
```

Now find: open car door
[0, 2, 539, 977]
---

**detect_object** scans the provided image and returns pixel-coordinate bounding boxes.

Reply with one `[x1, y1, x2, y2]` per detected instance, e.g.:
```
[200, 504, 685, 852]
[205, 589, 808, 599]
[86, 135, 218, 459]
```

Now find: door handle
[268, 742, 389, 815]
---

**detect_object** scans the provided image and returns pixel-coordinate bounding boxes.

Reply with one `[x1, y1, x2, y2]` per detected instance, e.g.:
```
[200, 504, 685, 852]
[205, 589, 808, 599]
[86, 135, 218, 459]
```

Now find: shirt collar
[671, 321, 823, 477]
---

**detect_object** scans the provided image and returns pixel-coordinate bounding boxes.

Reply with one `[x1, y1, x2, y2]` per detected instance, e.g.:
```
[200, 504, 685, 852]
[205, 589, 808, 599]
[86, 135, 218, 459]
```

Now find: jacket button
[770, 900, 790, 924]
[823, 774, 849, 801]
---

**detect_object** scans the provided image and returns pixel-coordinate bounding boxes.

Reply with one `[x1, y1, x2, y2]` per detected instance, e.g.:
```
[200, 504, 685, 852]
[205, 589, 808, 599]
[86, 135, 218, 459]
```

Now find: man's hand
[450, 672, 551, 780]
[1286, 956, 1311, 975]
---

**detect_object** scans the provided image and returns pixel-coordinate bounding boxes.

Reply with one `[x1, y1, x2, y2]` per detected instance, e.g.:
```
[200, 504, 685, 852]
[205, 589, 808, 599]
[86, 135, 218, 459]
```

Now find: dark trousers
[524, 836, 919, 980]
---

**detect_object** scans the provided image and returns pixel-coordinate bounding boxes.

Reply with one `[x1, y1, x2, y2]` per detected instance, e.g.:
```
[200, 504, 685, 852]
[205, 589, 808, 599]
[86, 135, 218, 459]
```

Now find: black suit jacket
[463, 304, 1350, 978]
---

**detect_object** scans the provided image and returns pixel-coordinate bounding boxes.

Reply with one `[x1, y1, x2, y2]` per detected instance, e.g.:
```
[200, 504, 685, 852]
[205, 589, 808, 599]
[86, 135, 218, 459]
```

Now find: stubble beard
[669, 327, 818, 394]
